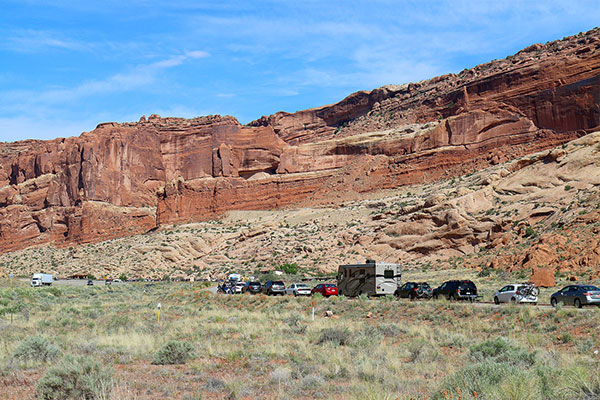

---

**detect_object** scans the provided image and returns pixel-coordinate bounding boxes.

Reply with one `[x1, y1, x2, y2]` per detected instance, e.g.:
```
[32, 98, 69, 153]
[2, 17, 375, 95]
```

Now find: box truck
[31, 273, 53, 287]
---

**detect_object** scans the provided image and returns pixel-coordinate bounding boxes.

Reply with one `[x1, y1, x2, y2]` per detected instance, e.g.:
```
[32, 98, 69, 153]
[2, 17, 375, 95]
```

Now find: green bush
[12, 336, 60, 363]
[469, 337, 536, 366]
[36, 355, 113, 400]
[280, 263, 298, 275]
[316, 327, 351, 346]
[152, 340, 195, 365]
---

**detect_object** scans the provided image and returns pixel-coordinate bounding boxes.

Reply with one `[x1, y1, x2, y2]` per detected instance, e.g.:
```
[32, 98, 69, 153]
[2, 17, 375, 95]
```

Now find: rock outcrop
[1, 28, 600, 252]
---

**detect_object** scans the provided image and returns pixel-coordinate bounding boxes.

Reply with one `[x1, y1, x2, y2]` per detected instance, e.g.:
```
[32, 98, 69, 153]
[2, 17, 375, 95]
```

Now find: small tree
[280, 263, 298, 275]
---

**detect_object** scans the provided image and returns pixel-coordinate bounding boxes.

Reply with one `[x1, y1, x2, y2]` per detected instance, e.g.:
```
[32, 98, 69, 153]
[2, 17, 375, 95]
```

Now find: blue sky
[1, 1, 599, 142]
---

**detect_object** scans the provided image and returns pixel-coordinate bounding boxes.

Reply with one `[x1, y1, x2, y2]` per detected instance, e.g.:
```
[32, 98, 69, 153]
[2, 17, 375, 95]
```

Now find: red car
[311, 283, 338, 297]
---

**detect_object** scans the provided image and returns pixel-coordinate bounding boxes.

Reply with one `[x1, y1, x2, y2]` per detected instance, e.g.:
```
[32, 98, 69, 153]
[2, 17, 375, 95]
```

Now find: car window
[460, 281, 476, 289]
[568, 286, 578, 292]
[325, 284, 336, 288]
[506, 285, 514, 291]
[582, 286, 600, 291]
[297, 284, 308, 288]
[384, 269, 394, 279]
[440, 283, 447, 289]
[499, 286, 508, 292]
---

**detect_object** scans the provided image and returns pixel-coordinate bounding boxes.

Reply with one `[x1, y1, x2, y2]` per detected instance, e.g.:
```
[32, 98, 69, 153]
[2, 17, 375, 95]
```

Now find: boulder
[530, 267, 556, 287]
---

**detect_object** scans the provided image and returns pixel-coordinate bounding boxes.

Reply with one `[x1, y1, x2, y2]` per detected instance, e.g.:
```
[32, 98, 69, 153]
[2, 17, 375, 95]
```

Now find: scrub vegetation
[0, 280, 599, 399]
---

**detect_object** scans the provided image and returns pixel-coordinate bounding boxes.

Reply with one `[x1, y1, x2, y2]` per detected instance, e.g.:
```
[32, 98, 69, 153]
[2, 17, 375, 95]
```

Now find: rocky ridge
[1, 28, 600, 254]
[1, 131, 600, 284]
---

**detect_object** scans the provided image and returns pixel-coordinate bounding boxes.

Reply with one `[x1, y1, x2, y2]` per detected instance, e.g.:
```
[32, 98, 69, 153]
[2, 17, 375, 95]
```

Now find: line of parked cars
[220, 280, 339, 297]
[220, 277, 600, 308]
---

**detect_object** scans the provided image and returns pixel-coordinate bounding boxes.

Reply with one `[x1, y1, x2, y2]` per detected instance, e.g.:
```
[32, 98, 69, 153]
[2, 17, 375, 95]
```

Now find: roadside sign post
[190, 276, 195, 287]
[157, 303, 161, 324]
[312, 300, 315, 321]
[9, 273, 13, 289]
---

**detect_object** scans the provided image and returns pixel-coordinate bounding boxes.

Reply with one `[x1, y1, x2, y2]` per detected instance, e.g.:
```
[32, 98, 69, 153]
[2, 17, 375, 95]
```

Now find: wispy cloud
[2, 51, 210, 109]
[4, 29, 87, 52]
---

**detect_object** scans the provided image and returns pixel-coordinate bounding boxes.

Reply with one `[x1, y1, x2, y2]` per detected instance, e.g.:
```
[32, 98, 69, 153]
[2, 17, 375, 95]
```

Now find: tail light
[583, 292, 593, 296]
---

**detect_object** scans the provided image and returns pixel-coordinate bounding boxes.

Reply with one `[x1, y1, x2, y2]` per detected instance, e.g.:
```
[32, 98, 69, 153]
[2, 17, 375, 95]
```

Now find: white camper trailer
[337, 261, 401, 297]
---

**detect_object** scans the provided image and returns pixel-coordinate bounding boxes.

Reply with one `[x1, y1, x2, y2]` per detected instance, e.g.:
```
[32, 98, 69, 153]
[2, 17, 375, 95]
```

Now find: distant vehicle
[285, 283, 311, 296]
[311, 283, 338, 297]
[551, 285, 600, 308]
[87, 280, 94, 286]
[263, 280, 285, 296]
[105, 279, 112, 286]
[494, 283, 538, 305]
[337, 260, 402, 297]
[242, 281, 262, 294]
[114, 279, 122, 283]
[31, 273, 53, 287]
[433, 280, 478, 301]
[394, 282, 433, 299]
[228, 273, 242, 282]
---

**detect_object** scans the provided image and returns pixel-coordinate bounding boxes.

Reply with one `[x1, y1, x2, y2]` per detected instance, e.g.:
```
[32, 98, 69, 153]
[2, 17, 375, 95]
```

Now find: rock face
[1, 28, 600, 252]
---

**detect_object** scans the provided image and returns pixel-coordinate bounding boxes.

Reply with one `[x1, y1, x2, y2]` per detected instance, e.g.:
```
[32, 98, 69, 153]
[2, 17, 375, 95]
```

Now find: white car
[235, 281, 245, 294]
[494, 284, 539, 304]
[285, 283, 312, 296]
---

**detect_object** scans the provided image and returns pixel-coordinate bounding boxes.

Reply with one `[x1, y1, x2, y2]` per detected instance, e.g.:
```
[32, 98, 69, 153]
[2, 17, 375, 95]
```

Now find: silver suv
[494, 283, 538, 305]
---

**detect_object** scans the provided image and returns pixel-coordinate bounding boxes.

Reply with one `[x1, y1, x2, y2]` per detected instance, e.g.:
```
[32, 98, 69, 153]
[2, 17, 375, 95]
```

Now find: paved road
[15, 278, 128, 287]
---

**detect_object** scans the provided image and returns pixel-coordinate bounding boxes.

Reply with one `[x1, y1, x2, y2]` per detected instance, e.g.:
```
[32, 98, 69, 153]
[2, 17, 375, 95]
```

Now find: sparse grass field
[1, 276, 599, 400]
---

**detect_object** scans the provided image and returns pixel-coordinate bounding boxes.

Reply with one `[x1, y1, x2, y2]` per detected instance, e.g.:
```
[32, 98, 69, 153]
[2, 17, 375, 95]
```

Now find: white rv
[31, 273, 53, 287]
[337, 261, 401, 297]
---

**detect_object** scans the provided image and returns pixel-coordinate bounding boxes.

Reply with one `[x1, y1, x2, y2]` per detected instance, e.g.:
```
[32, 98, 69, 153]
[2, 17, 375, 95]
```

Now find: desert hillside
[0, 28, 599, 255]
[2, 131, 599, 282]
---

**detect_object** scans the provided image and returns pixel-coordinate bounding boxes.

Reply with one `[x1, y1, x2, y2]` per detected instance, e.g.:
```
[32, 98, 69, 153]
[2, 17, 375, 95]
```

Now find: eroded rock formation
[1, 28, 600, 252]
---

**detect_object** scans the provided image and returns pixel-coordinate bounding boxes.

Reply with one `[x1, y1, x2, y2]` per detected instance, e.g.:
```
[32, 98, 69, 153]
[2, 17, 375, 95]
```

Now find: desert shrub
[280, 263, 298, 274]
[12, 336, 60, 363]
[435, 360, 512, 399]
[152, 340, 195, 365]
[407, 338, 439, 363]
[270, 367, 292, 385]
[524, 227, 537, 238]
[469, 337, 536, 366]
[376, 322, 404, 337]
[316, 327, 351, 346]
[36, 355, 113, 400]
[203, 377, 226, 392]
[353, 325, 383, 348]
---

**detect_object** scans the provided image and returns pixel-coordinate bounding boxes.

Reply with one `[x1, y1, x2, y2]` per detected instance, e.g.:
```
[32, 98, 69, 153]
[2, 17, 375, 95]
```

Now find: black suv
[433, 280, 478, 301]
[394, 282, 433, 299]
[262, 280, 285, 296]
[242, 281, 262, 294]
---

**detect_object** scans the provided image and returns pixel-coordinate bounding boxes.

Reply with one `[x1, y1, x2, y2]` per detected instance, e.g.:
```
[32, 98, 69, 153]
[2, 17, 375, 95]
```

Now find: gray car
[550, 285, 600, 308]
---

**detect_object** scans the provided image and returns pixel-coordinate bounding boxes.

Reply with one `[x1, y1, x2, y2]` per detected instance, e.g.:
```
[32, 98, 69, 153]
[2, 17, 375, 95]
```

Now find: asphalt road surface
[16, 278, 128, 287]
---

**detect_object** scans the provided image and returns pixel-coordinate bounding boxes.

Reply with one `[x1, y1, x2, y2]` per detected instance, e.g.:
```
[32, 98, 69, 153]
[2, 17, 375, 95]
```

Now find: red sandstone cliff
[1, 28, 599, 252]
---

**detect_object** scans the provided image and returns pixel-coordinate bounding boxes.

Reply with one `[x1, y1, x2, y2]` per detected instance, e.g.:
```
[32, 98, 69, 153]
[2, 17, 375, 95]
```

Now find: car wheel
[494, 296, 500, 305]
[574, 298, 582, 309]
[433, 294, 438, 300]
[551, 298, 557, 307]
[448, 294, 455, 301]
[294, 292, 297, 297]
[510, 297, 517, 304]
[409, 293, 416, 300]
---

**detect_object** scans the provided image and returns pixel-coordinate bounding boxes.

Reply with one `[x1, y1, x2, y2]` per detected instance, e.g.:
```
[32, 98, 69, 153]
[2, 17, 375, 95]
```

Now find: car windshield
[296, 284, 308, 288]
[420, 283, 430, 289]
[459, 281, 476, 289]
[324, 284, 336, 288]
[582, 286, 600, 291]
